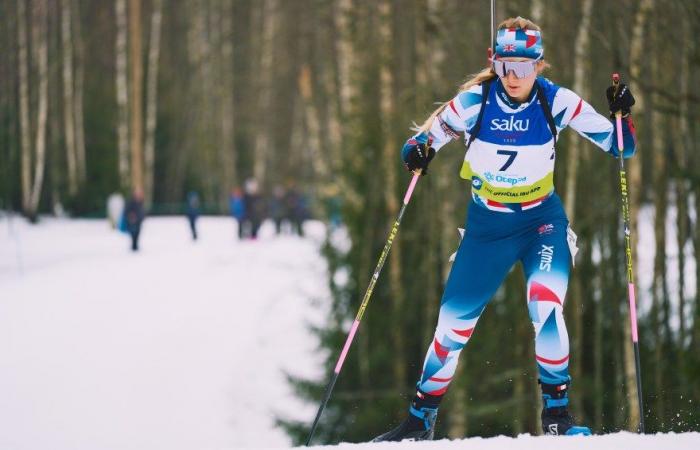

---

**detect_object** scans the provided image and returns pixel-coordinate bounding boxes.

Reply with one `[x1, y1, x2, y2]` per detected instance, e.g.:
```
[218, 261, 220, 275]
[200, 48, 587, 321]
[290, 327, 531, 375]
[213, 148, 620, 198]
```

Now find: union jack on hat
[494, 26, 543, 60]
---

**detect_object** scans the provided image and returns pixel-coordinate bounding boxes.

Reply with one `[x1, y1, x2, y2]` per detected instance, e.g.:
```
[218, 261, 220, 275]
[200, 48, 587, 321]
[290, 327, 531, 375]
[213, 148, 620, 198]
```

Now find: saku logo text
[490, 116, 530, 132]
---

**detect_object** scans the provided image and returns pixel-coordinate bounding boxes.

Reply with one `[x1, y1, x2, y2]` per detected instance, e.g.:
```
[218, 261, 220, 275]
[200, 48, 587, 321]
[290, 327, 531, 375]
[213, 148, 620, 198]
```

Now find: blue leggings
[418, 194, 572, 395]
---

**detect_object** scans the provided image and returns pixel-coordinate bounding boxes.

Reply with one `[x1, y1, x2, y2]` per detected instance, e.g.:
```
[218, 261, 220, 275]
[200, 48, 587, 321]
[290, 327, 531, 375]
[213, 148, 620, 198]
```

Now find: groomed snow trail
[0, 216, 328, 450]
[307, 432, 699, 450]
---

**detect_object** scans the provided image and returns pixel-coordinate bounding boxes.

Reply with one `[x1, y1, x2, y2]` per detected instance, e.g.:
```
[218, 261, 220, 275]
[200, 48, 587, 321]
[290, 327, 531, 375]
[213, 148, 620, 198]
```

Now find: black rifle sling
[536, 80, 558, 146]
[465, 79, 493, 150]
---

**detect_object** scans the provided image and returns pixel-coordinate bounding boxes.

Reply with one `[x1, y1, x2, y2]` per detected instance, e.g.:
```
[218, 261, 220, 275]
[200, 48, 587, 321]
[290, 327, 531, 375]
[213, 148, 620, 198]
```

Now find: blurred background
[0, 0, 699, 446]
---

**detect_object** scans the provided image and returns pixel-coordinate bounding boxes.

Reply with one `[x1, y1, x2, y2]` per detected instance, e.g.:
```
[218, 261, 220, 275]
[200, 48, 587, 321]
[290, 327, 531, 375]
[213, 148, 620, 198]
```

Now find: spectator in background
[229, 187, 245, 239]
[322, 184, 342, 231]
[107, 192, 125, 229]
[243, 178, 264, 240]
[185, 191, 200, 241]
[269, 185, 286, 235]
[123, 189, 145, 251]
[284, 182, 307, 237]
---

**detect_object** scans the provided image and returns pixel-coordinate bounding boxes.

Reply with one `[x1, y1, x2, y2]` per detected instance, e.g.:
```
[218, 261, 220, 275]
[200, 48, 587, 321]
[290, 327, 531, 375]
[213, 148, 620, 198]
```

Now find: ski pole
[305, 171, 422, 446]
[612, 73, 645, 434]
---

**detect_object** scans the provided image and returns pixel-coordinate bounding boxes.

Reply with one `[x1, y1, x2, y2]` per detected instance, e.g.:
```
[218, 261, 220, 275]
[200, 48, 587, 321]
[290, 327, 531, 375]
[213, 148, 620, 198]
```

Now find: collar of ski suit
[494, 78, 539, 112]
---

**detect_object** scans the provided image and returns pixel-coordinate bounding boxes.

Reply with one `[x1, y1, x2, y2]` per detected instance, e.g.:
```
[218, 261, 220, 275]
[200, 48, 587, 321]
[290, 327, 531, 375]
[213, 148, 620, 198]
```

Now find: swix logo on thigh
[538, 245, 554, 272]
[490, 116, 530, 132]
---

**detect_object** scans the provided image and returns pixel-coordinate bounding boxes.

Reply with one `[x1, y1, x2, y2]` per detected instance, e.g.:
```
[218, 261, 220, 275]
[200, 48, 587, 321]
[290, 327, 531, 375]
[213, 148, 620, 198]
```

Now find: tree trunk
[377, 0, 406, 389]
[298, 64, 326, 180]
[530, 0, 544, 25]
[252, 0, 277, 184]
[186, 0, 210, 200]
[334, 0, 354, 119]
[61, 0, 78, 195]
[129, 0, 144, 193]
[624, 0, 653, 431]
[218, 0, 236, 207]
[591, 242, 604, 429]
[379, 0, 407, 387]
[143, 0, 163, 206]
[650, 107, 667, 427]
[331, 0, 356, 202]
[115, 0, 130, 190]
[17, 0, 32, 214]
[200, 0, 216, 204]
[19, 0, 50, 220]
[72, 0, 86, 185]
[563, 0, 593, 421]
[674, 10, 691, 383]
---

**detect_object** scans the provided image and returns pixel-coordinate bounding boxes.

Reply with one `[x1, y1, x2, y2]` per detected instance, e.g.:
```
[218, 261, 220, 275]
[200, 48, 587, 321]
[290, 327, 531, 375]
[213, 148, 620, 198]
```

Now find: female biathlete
[374, 16, 636, 441]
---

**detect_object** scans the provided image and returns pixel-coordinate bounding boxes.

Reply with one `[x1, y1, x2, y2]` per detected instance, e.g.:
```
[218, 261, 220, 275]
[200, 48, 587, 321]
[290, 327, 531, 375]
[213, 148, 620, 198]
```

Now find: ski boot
[372, 391, 440, 442]
[540, 381, 591, 436]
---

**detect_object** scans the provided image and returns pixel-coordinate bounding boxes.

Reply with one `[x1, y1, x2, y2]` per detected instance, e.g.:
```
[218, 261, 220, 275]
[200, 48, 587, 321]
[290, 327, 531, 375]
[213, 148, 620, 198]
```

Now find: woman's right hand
[402, 135, 436, 175]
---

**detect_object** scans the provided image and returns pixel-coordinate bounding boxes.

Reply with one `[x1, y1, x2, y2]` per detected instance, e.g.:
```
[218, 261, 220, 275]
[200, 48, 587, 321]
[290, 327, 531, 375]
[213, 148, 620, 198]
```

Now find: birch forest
[1, 0, 699, 444]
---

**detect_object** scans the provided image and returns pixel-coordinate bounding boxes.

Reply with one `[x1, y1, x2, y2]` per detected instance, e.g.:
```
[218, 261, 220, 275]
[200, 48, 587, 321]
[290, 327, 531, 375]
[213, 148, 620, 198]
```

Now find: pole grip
[403, 172, 421, 205]
[615, 112, 624, 152]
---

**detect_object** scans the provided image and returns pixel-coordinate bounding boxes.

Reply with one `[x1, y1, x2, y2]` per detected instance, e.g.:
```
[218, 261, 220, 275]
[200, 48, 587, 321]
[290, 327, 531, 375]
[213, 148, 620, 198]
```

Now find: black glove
[403, 142, 436, 174]
[606, 83, 635, 117]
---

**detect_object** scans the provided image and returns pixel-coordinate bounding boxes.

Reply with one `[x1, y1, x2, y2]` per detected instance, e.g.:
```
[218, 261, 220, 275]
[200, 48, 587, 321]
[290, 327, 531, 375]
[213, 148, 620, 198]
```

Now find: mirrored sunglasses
[492, 58, 539, 79]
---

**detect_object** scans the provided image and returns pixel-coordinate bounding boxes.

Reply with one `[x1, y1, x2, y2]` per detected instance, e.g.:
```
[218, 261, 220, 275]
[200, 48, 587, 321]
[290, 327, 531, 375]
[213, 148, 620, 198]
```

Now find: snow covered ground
[0, 216, 328, 450]
[1, 214, 698, 450]
[315, 432, 700, 450]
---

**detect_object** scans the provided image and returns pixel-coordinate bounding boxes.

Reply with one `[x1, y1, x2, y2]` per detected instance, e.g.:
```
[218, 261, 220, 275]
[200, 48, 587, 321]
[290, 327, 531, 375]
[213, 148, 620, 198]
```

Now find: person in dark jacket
[185, 191, 200, 241]
[243, 178, 264, 240]
[284, 184, 306, 237]
[123, 189, 145, 251]
[269, 185, 286, 235]
[229, 187, 245, 239]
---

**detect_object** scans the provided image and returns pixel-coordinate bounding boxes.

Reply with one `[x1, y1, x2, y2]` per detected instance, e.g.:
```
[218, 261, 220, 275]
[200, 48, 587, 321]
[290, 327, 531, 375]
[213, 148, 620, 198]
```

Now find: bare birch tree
[625, 0, 654, 432]
[378, 0, 406, 388]
[129, 0, 144, 193]
[18, 0, 32, 213]
[217, 0, 236, 206]
[299, 64, 325, 180]
[72, 0, 86, 185]
[253, 0, 277, 184]
[144, 0, 163, 205]
[61, 0, 78, 195]
[18, 0, 49, 221]
[563, 0, 594, 420]
[30, 0, 49, 217]
[674, 8, 691, 380]
[115, 0, 130, 189]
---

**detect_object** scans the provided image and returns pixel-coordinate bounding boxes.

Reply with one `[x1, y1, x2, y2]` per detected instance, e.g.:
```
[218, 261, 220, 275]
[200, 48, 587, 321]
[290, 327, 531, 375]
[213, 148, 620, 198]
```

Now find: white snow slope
[316, 432, 699, 450]
[1, 215, 698, 450]
[0, 216, 328, 450]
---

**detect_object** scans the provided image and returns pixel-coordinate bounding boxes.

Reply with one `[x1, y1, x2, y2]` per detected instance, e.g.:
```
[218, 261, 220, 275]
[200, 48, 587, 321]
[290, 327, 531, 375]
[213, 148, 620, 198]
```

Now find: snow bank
[0, 216, 329, 449]
[308, 432, 700, 450]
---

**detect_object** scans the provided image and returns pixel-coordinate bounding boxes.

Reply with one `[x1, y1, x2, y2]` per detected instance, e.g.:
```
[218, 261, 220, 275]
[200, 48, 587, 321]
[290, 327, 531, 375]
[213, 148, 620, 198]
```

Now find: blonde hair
[417, 16, 547, 134]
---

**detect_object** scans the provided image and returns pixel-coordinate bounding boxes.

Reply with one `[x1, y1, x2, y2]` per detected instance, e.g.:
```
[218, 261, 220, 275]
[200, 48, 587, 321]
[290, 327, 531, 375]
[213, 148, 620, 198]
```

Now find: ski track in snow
[0, 216, 328, 450]
[310, 432, 700, 450]
[1, 216, 698, 449]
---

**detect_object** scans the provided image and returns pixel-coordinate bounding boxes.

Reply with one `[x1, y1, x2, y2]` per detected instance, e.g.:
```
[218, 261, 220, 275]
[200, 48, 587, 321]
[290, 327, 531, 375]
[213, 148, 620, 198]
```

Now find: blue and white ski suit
[414, 76, 636, 395]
